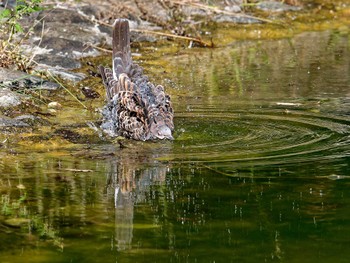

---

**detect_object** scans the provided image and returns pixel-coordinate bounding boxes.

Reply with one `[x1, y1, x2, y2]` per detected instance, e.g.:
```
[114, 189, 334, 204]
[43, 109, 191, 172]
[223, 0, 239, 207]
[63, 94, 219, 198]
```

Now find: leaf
[33, 0, 43, 5]
[14, 23, 23, 33]
[0, 9, 11, 19]
[15, 4, 27, 13]
[26, 7, 35, 13]
[32, 6, 44, 12]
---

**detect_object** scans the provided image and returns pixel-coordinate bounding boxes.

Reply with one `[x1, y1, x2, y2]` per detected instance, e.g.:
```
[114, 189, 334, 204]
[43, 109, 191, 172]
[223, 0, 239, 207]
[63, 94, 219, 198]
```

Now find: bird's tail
[112, 19, 132, 78]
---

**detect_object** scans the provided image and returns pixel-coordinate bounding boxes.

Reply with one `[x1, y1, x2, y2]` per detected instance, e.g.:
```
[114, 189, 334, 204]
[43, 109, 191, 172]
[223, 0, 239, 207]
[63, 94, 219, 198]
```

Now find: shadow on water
[1, 29, 350, 262]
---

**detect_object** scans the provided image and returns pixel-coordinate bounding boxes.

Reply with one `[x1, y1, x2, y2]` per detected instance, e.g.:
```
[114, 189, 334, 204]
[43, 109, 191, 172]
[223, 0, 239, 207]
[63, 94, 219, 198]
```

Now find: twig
[133, 29, 214, 47]
[85, 43, 112, 53]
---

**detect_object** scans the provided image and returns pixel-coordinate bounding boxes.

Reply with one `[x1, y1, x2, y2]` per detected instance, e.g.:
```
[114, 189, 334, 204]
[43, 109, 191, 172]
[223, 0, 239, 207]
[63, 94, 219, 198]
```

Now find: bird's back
[99, 19, 174, 140]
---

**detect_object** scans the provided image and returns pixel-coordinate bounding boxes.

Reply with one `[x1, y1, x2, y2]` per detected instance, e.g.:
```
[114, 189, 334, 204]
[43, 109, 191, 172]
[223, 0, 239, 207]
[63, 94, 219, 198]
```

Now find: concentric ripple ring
[173, 107, 350, 166]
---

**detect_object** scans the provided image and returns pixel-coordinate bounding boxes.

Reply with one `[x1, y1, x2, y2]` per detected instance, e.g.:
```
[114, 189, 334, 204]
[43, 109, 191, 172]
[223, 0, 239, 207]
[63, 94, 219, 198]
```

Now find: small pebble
[48, 101, 62, 109]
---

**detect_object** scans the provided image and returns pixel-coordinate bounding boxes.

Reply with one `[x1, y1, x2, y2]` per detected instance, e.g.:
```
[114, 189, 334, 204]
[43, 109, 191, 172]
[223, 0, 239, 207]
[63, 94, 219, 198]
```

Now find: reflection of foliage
[30, 216, 64, 250]
[1, 192, 27, 216]
[1, 191, 63, 250]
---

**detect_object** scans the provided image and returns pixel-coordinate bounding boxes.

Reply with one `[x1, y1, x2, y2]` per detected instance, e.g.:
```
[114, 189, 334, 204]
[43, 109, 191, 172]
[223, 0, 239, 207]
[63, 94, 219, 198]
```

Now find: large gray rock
[0, 68, 59, 91]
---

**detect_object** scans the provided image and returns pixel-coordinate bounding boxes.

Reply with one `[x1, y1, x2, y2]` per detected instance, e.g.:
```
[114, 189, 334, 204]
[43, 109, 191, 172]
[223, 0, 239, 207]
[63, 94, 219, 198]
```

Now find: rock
[0, 117, 29, 127]
[79, 5, 104, 19]
[224, 5, 242, 13]
[131, 31, 157, 43]
[36, 37, 98, 59]
[48, 101, 62, 109]
[0, 68, 59, 91]
[0, 0, 16, 8]
[181, 5, 211, 17]
[0, 68, 30, 82]
[81, 87, 100, 99]
[32, 8, 108, 45]
[35, 55, 82, 70]
[256, 1, 302, 12]
[36, 8, 91, 24]
[14, 114, 50, 126]
[0, 115, 49, 128]
[19, 7, 106, 81]
[213, 14, 262, 24]
[0, 89, 21, 108]
[45, 68, 87, 82]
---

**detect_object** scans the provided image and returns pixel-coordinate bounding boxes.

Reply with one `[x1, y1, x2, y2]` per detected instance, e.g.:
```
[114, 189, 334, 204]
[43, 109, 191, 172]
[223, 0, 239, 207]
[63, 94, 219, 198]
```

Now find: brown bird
[99, 19, 174, 141]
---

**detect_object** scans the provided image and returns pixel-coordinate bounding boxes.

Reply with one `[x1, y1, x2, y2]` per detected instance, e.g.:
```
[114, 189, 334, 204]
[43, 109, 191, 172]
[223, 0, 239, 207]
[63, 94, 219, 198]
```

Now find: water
[1, 29, 350, 262]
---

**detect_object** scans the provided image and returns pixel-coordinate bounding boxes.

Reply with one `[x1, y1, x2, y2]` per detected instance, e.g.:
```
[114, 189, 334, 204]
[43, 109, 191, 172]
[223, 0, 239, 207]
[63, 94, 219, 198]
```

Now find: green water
[1, 28, 350, 262]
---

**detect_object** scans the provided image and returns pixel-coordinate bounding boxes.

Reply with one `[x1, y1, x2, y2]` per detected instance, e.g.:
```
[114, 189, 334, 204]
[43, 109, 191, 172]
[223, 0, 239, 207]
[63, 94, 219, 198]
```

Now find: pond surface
[1, 28, 350, 262]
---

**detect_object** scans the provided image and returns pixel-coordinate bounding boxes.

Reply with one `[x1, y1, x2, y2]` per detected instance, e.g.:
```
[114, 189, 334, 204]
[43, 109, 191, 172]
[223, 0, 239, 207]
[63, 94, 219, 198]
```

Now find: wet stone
[0, 89, 21, 108]
[97, 24, 112, 36]
[0, 68, 59, 91]
[0, 117, 29, 127]
[14, 115, 50, 126]
[21, 7, 106, 81]
[224, 5, 242, 13]
[36, 37, 98, 59]
[34, 22, 106, 46]
[45, 68, 87, 82]
[28, 7, 108, 54]
[213, 14, 262, 23]
[256, 1, 302, 12]
[35, 55, 82, 70]
[79, 4, 109, 20]
[36, 8, 92, 25]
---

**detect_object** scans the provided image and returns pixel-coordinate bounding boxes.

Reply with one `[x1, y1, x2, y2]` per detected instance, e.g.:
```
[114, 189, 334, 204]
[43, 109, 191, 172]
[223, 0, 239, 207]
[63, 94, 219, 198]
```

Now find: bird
[99, 19, 174, 141]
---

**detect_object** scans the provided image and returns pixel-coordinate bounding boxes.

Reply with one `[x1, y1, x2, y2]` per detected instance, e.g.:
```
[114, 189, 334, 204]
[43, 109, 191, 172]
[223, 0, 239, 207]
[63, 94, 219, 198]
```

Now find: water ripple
[172, 107, 350, 166]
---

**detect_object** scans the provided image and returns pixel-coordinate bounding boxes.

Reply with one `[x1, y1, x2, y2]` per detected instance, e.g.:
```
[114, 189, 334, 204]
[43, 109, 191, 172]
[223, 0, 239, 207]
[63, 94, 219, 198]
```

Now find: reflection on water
[164, 29, 350, 168]
[1, 29, 350, 262]
[105, 150, 169, 251]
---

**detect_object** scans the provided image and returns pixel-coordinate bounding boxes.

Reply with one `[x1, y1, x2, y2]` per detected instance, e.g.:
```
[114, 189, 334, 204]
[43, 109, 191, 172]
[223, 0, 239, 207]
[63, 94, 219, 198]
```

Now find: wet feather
[99, 19, 174, 141]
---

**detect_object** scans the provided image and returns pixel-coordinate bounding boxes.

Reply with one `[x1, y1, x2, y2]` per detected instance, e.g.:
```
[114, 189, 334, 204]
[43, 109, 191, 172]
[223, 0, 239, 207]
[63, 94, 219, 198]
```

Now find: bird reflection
[105, 147, 170, 251]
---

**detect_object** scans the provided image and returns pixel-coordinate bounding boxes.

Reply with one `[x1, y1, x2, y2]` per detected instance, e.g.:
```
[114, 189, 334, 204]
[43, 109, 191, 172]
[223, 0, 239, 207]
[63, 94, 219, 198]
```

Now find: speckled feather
[99, 19, 174, 140]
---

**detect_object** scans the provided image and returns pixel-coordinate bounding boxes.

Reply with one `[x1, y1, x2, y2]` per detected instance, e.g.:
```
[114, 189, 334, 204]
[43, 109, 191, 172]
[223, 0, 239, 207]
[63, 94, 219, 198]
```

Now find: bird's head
[149, 117, 174, 140]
